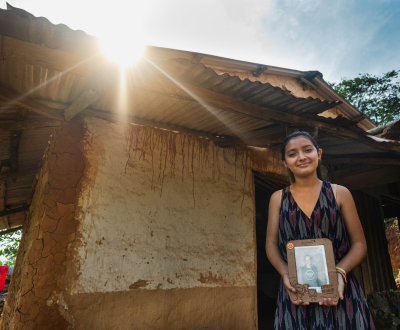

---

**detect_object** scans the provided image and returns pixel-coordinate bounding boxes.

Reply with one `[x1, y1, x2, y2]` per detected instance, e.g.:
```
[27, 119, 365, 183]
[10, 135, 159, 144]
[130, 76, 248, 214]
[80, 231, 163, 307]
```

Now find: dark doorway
[255, 175, 286, 330]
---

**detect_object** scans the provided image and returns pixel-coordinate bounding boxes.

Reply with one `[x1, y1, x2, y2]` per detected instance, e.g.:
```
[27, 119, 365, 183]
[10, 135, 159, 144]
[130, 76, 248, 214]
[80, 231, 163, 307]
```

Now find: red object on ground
[0, 265, 9, 291]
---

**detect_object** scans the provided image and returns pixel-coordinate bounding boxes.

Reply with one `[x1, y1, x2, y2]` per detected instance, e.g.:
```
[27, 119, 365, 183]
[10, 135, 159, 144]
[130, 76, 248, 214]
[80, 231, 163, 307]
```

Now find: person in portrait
[301, 255, 320, 288]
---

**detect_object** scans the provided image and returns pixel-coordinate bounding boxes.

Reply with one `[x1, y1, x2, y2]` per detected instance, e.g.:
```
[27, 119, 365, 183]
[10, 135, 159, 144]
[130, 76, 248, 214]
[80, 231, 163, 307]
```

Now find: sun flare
[99, 32, 145, 67]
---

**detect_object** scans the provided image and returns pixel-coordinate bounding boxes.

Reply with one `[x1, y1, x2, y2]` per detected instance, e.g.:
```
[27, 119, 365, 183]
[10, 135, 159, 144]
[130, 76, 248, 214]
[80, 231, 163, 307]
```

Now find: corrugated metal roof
[0, 5, 399, 227]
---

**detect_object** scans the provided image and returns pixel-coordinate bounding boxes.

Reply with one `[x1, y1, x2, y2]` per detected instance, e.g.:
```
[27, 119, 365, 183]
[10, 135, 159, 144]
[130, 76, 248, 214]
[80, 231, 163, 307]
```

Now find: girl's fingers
[319, 298, 339, 307]
[282, 274, 296, 292]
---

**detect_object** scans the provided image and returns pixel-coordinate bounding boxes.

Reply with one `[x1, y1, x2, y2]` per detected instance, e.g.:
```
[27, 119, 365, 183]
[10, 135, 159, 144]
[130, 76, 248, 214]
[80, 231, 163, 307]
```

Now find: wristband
[336, 267, 347, 279]
[336, 270, 347, 284]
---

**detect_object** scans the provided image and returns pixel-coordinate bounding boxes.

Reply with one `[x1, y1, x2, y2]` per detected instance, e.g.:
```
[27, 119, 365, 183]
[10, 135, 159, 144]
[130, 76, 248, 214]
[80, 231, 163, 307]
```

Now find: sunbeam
[143, 57, 250, 144]
[0, 53, 102, 113]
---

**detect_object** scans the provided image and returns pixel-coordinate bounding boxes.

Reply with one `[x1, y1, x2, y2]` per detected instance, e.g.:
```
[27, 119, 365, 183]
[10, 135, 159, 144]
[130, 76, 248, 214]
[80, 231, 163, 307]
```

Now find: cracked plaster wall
[74, 117, 257, 294]
[3, 115, 282, 329]
[1, 121, 85, 330]
[66, 117, 259, 329]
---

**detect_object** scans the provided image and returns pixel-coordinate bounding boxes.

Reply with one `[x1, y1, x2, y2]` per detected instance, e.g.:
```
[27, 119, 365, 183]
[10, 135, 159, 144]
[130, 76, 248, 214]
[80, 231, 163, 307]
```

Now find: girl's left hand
[318, 273, 345, 306]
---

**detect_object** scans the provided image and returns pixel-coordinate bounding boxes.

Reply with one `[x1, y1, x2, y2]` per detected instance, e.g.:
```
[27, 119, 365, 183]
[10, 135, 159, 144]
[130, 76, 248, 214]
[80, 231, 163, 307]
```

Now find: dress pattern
[274, 181, 375, 330]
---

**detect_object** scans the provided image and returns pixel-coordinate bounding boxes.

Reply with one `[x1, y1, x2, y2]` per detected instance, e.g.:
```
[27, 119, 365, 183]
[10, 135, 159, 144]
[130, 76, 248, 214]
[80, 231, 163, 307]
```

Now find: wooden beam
[334, 166, 400, 190]
[35, 100, 233, 144]
[331, 164, 382, 180]
[0, 205, 29, 218]
[9, 130, 22, 172]
[0, 169, 38, 181]
[136, 76, 400, 154]
[0, 225, 23, 236]
[1, 216, 10, 230]
[80, 109, 236, 144]
[0, 34, 103, 77]
[381, 194, 400, 203]
[64, 70, 115, 121]
[0, 118, 61, 131]
[0, 85, 64, 120]
[64, 89, 101, 121]
[324, 158, 400, 166]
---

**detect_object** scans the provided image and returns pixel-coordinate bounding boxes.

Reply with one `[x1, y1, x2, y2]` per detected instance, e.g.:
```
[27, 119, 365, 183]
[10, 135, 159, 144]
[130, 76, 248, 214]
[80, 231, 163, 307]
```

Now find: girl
[266, 131, 375, 330]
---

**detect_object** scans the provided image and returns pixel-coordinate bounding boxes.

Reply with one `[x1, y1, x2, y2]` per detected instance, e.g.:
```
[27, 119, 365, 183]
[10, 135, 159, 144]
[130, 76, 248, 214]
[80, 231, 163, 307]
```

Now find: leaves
[330, 70, 400, 125]
[0, 230, 22, 265]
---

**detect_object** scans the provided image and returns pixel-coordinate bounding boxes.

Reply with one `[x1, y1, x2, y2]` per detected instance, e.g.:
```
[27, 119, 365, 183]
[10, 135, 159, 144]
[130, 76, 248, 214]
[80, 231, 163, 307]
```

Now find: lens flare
[100, 32, 145, 67]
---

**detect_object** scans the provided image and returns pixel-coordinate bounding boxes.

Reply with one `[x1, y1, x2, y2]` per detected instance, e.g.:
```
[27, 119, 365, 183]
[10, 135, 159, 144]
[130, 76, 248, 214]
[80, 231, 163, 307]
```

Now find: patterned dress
[274, 181, 375, 330]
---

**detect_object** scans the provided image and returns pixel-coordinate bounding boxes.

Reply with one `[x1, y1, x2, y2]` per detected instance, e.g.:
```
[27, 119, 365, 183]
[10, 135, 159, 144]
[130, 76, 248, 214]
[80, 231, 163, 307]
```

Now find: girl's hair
[280, 131, 322, 183]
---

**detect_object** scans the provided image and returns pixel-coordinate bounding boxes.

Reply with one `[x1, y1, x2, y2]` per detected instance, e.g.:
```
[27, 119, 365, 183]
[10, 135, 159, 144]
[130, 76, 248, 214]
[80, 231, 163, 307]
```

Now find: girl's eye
[305, 149, 312, 152]
[289, 153, 296, 157]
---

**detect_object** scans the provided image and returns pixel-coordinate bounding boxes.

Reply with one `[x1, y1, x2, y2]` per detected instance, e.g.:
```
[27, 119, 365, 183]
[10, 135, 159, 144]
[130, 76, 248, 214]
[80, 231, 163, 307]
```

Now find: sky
[1, 0, 399, 83]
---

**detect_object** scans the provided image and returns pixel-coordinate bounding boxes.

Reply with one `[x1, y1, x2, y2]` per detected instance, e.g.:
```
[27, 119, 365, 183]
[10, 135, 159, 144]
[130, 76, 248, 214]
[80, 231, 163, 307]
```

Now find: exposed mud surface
[1, 121, 85, 330]
[66, 286, 257, 330]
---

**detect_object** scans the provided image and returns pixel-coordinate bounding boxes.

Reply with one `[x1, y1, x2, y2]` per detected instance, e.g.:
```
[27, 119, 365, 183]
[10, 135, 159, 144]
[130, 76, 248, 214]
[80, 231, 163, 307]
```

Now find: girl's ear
[282, 160, 288, 168]
[318, 148, 323, 159]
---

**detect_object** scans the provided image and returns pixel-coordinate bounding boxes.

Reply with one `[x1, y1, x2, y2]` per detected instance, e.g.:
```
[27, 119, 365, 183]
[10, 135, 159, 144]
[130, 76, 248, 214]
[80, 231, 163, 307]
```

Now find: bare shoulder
[269, 189, 283, 208]
[334, 184, 353, 206]
[335, 184, 351, 196]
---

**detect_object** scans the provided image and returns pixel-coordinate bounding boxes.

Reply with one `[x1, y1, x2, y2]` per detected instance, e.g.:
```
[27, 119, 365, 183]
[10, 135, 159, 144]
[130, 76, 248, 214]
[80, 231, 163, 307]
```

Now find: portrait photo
[294, 245, 329, 293]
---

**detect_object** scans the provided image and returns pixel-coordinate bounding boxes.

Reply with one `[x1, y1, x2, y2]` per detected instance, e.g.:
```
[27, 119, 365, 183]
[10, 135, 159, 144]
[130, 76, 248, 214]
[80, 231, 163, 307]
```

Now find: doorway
[254, 175, 286, 330]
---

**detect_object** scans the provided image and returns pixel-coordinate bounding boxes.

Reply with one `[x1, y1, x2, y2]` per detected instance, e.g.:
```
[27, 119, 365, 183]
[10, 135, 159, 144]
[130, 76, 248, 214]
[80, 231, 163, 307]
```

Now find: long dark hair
[280, 131, 322, 183]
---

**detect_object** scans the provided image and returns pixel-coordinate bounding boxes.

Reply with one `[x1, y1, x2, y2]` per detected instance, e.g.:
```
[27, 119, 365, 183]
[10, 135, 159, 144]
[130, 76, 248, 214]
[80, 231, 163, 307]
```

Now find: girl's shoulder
[269, 189, 283, 208]
[327, 183, 352, 207]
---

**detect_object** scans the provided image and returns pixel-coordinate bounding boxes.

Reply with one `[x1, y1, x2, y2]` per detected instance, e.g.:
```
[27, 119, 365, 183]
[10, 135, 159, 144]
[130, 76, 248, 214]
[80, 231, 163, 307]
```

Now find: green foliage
[330, 70, 400, 125]
[0, 230, 22, 266]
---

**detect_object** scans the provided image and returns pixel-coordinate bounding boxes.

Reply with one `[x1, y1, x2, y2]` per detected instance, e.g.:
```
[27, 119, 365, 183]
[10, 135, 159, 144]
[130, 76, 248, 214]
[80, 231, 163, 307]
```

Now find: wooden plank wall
[352, 190, 396, 295]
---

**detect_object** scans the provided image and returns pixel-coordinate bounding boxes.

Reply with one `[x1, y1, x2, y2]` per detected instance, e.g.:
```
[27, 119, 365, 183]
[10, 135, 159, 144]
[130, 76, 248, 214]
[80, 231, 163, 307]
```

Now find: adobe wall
[3, 116, 285, 329]
[1, 121, 85, 330]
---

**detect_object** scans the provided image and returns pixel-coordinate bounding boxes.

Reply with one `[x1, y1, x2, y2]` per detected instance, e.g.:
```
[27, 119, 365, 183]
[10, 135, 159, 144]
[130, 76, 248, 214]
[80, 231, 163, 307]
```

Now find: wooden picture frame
[286, 238, 338, 303]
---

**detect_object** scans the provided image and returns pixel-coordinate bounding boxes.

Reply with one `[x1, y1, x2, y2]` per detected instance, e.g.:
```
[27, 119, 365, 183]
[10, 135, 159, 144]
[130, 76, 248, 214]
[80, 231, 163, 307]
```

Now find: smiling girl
[266, 131, 375, 330]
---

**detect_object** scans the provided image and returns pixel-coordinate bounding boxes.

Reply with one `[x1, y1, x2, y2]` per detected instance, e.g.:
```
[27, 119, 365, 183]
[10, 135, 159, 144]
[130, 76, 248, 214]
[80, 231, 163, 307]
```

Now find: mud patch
[1, 120, 87, 330]
[129, 279, 151, 290]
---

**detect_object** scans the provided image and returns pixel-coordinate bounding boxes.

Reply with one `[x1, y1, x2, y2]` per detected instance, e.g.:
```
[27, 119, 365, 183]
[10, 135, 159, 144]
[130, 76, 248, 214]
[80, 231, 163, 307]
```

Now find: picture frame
[286, 238, 338, 303]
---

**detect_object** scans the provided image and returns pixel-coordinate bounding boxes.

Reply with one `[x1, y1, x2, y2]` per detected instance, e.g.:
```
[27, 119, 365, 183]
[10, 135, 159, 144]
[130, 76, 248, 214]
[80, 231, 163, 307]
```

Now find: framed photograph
[286, 238, 338, 303]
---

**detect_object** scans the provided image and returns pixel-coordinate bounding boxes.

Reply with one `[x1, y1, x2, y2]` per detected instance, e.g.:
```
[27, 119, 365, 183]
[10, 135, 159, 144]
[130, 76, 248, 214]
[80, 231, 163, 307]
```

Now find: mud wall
[3, 115, 285, 329]
[1, 121, 85, 330]
[66, 116, 258, 329]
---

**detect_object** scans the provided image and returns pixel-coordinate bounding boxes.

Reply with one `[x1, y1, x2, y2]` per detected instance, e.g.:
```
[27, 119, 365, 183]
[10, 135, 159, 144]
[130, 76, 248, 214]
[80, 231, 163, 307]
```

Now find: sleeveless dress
[274, 181, 375, 330]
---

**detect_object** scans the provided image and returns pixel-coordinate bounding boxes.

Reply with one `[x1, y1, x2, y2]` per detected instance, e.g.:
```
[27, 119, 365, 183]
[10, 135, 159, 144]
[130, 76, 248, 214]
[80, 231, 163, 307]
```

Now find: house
[0, 4, 399, 330]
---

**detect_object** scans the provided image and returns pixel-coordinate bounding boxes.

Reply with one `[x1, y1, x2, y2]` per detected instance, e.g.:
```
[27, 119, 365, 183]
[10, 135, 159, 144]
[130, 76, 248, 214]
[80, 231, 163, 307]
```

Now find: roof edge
[144, 46, 377, 131]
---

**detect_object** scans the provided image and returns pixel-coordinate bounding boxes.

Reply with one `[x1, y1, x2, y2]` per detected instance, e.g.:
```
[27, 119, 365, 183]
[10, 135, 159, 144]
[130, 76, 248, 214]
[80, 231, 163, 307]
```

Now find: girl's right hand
[282, 273, 310, 306]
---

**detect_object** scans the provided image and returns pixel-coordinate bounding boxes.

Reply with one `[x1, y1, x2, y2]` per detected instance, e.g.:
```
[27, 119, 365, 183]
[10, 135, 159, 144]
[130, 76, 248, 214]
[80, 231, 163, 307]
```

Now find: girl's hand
[318, 273, 345, 306]
[282, 273, 310, 306]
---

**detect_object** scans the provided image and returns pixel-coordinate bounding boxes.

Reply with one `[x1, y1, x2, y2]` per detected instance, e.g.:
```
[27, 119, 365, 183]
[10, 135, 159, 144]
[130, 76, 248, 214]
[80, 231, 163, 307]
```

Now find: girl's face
[283, 136, 322, 179]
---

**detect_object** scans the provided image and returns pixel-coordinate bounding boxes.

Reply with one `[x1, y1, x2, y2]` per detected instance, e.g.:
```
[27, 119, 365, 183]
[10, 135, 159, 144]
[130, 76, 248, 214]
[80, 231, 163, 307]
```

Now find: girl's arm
[335, 185, 367, 273]
[266, 190, 309, 306]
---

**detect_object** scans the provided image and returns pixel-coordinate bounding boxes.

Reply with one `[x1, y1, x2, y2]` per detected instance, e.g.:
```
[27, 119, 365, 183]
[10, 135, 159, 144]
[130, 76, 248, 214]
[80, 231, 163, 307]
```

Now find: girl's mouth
[297, 163, 311, 168]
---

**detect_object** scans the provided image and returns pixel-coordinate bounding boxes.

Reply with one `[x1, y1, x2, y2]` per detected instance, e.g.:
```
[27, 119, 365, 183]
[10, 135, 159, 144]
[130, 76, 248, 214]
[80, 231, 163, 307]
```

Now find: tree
[0, 230, 22, 266]
[330, 70, 400, 126]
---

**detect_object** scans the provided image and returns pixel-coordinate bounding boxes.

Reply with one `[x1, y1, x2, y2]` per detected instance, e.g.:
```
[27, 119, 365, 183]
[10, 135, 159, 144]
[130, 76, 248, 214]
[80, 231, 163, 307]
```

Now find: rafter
[0, 85, 64, 120]
[136, 76, 400, 154]
[64, 89, 101, 121]
[0, 118, 61, 131]
[0, 169, 38, 181]
[0, 205, 29, 218]
[0, 226, 23, 236]
[0, 34, 102, 77]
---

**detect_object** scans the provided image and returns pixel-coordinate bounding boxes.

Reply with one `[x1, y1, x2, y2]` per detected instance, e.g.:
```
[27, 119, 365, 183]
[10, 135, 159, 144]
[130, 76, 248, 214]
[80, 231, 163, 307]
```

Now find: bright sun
[99, 32, 145, 67]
